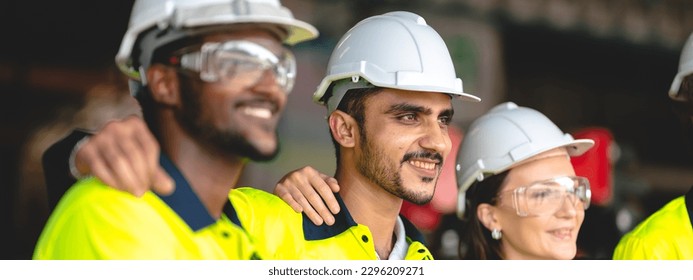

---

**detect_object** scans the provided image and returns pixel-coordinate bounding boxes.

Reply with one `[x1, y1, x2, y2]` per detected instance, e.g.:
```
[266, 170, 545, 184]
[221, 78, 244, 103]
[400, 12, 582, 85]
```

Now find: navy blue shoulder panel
[400, 215, 427, 245]
[303, 192, 357, 240]
[157, 154, 216, 231]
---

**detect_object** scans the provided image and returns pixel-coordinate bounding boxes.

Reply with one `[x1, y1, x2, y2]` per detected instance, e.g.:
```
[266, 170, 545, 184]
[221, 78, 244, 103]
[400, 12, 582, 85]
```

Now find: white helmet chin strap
[325, 77, 373, 115]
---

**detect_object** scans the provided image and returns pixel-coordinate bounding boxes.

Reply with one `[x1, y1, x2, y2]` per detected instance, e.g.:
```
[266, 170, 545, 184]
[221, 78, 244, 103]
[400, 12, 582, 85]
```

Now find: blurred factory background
[1, 0, 692, 259]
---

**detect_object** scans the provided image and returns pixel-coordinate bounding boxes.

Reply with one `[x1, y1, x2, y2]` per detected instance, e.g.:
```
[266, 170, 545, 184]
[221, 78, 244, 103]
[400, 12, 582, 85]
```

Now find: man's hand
[74, 116, 174, 196]
[274, 166, 341, 226]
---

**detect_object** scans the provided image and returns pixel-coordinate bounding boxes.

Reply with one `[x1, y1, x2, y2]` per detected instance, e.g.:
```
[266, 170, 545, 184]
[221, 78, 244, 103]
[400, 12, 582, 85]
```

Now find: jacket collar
[302, 192, 356, 240]
[302, 192, 426, 245]
[157, 154, 242, 231]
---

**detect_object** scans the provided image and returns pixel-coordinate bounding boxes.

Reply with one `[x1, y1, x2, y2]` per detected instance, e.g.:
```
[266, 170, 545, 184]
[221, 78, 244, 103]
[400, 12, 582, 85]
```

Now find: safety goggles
[496, 176, 591, 217]
[172, 40, 296, 94]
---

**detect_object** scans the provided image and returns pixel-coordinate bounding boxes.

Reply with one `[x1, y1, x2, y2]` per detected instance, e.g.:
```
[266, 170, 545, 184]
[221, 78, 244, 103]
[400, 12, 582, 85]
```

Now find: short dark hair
[324, 83, 383, 163]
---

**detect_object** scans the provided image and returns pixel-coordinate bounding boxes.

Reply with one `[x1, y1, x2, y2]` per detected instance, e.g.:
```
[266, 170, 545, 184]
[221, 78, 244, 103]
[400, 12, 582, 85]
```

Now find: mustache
[401, 151, 443, 164]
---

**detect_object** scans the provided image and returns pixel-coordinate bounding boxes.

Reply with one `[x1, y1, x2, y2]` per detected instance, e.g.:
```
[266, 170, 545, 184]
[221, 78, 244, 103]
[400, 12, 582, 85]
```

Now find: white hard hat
[455, 102, 594, 218]
[312, 11, 480, 114]
[670, 32, 693, 101]
[116, 0, 319, 82]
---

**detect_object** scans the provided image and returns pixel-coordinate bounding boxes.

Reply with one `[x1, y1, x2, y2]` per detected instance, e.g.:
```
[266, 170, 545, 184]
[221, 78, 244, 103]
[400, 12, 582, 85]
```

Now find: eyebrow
[385, 103, 454, 118]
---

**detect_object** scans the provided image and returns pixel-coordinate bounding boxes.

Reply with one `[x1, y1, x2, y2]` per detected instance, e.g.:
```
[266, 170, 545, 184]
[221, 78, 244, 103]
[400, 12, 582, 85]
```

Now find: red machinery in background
[570, 127, 615, 207]
[570, 127, 627, 259]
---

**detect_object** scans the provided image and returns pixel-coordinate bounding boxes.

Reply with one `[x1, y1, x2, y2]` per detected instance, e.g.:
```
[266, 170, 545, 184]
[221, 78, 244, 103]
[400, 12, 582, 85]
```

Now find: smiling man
[37, 10, 480, 260]
[33, 0, 318, 259]
[230, 11, 480, 260]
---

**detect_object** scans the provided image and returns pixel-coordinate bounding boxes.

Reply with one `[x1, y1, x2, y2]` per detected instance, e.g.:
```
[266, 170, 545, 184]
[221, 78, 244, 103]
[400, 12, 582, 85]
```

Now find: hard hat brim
[456, 138, 594, 194]
[115, 2, 319, 82]
[455, 137, 594, 218]
[183, 15, 319, 45]
[312, 73, 481, 112]
[670, 71, 691, 102]
[565, 139, 595, 157]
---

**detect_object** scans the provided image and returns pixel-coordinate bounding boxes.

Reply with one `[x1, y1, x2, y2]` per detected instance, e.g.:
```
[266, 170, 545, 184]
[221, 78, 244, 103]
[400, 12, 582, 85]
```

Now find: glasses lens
[275, 51, 296, 93]
[213, 41, 295, 93]
[181, 41, 296, 93]
[215, 50, 267, 87]
[514, 176, 591, 216]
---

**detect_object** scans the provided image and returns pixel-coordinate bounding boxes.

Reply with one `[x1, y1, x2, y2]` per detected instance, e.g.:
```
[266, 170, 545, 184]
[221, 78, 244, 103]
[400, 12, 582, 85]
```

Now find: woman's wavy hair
[459, 170, 509, 260]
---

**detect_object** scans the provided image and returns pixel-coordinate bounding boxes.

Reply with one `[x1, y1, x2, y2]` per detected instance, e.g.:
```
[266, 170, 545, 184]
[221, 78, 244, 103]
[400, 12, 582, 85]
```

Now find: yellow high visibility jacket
[34, 156, 259, 260]
[230, 187, 434, 260]
[613, 194, 693, 260]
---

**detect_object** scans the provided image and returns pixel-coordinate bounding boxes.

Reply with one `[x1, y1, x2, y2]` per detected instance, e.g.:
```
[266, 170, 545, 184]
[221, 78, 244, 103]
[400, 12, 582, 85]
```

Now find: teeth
[243, 107, 272, 119]
[549, 229, 572, 240]
[409, 160, 436, 170]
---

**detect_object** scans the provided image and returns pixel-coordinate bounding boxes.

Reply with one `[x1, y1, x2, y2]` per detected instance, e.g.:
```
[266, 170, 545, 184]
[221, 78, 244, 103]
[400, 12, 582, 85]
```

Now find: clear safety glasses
[497, 176, 591, 217]
[172, 40, 296, 94]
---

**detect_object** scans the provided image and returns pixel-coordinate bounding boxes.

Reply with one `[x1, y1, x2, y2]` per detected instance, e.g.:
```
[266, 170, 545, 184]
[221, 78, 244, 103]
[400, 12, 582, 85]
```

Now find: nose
[419, 120, 450, 155]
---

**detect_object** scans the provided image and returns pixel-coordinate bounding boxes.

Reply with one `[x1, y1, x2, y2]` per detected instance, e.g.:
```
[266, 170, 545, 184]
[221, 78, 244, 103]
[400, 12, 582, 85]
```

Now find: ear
[477, 203, 501, 231]
[328, 110, 357, 148]
[146, 64, 180, 106]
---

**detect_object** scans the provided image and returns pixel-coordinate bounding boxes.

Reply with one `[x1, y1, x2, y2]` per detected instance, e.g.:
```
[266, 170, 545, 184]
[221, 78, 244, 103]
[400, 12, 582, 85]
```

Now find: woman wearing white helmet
[456, 102, 594, 260]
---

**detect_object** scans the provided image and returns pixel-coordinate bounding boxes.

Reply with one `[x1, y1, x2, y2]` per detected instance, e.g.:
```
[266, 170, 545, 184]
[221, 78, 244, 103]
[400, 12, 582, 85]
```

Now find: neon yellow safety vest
[229, 187, 434, 260]
[33, 156, 260, 260]
[613, 195, 693, 260]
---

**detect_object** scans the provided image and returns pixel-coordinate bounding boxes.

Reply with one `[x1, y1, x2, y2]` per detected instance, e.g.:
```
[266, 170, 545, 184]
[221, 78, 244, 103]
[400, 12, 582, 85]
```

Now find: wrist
[68, 136, 91, 180]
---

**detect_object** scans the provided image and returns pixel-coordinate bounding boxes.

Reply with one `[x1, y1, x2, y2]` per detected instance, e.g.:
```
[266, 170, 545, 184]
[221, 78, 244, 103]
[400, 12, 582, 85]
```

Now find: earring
[491, 228, 502, 240]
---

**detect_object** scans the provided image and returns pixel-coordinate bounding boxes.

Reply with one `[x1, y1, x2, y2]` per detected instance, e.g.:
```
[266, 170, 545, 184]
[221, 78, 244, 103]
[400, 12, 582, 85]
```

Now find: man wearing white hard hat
[34, 0, 318, 259]
[613, 33, 693, 260]
[256, 11, 480, 259]
[39, 9, 480, 259]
